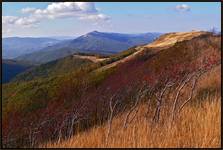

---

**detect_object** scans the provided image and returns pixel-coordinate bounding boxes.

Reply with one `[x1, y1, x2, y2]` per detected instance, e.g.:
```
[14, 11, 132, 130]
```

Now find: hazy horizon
[2, 30, 165, 38]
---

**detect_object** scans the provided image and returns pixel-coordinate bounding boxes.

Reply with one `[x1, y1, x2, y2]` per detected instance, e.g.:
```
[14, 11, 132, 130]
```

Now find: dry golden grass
[145, 31, 208, 49]
[98, 31, 211, 72]
[73, 55, 107, 63]
[197, 65, 221, 92]
[42, 65, 221, 148]
[44, 93, 221, 148]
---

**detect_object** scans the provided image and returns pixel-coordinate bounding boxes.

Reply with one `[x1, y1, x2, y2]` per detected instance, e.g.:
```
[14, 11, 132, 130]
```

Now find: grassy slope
[12, 55, 94, 82]
[45, 96, 220, 148]
[2, 45, 140, 147]
[44, 33, 221, 148]
[2, 32, 221, 148]
[45, 64, 221, 148]
[3, 45, 139, 107]
[2, 46, 139, 114]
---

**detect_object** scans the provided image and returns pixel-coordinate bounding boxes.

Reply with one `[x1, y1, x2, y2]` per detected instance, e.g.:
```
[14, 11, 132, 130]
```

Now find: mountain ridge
[2, 59, 33, 83]
[3, 37, 61, 59]
[15, 31, 162, 64]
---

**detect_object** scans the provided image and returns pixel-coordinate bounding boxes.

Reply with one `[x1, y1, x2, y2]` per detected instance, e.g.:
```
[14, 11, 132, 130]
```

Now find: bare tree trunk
[178, 75, 199, 113]
[57, 126, 62, 143]
[123, 95, 140, 129]
[68, 116, 76, 138]
[152, 80, 174, 123]
[29, 127, 33, 147]
[105, 95, 119, 147]
[123, 85, 149, 129]
[57, 119, 67, 143]
[170, 73, 194, 124]
[145, 91, 153, 121]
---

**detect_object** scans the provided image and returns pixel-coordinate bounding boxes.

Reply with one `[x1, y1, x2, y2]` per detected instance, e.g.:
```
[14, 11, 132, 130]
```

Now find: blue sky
[2, 2, 221, 37]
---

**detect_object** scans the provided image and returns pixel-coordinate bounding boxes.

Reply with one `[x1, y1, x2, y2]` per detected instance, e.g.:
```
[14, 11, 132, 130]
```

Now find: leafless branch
[105, 93, 119, 146]
[178, 74, 199, 113]
[152, 79, 175, 123]
[170, 73, 195, 124]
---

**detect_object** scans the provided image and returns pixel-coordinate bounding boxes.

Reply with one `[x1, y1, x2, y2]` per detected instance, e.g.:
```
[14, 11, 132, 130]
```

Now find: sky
[2, 2, 221, 37]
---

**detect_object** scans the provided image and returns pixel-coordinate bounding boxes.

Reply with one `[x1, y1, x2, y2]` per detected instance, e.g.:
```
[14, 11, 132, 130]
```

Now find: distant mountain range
[15, 31, 162, 64]
[3, 37, 61, 59]
[46, 36, 77, 40]
[12, 55, 94, 82]
[2, 59, 33, 83]
[2, 31, 161, 83]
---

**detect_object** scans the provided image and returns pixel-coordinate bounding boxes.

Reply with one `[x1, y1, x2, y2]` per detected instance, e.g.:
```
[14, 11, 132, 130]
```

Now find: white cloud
[73, 2, 97, 13]
[3, 2, 110, 30]
[2, 16, 18, 25]
[21, 7, 36, 14]
[79, 13, 110, 21]
[15, 17, 40, 27]
[175, 4, 191, 12]
[2, 16, 40, 27]
[30, 2, 107, 21]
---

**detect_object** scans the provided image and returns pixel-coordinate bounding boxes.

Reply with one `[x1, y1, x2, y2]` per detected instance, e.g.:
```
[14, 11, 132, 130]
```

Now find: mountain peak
[82, 31, 101, 37]
[88, 30, 100, 35]
[92, 30, 99, 33]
